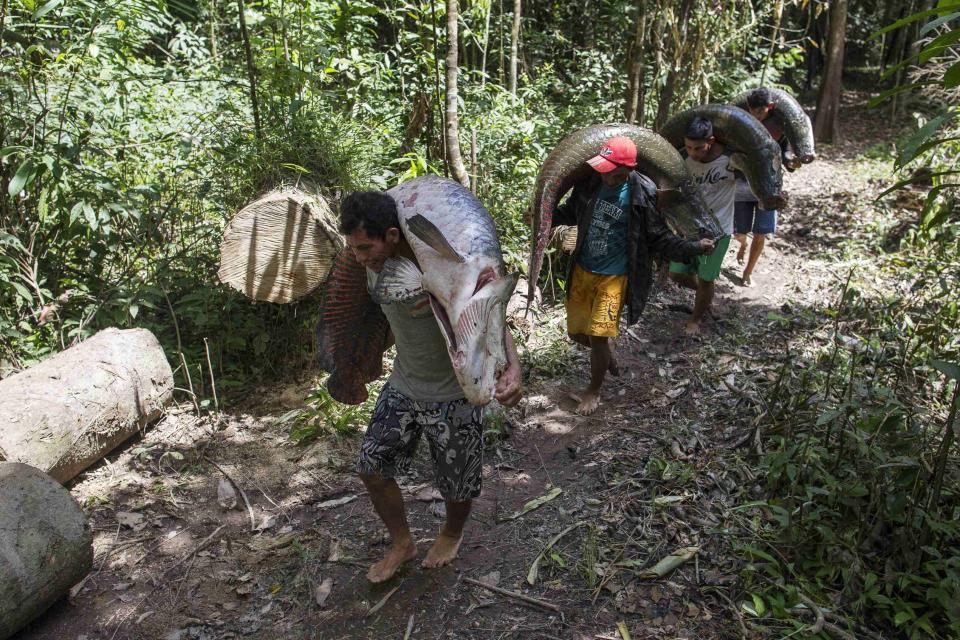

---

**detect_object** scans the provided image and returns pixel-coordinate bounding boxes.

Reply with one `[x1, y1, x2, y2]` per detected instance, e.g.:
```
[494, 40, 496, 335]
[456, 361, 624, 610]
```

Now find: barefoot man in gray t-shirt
[339, 190, 523, 583]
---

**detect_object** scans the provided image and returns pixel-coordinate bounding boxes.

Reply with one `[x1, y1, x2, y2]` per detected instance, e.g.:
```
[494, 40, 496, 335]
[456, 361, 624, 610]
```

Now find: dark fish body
[528, 123, 722, 306]
[659, 104, 786, 212]
[731, 87, 816, 164]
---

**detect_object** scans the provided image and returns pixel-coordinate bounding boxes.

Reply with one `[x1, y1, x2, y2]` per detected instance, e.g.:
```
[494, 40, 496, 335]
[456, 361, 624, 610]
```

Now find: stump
[0, 462, 93, 640]
[0, 328, 174, 484]
[218, 188, 343, 303]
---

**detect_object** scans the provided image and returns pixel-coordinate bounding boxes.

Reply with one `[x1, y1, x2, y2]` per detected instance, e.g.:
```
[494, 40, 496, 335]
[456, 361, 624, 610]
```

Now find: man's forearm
[504, 326, 520, 367]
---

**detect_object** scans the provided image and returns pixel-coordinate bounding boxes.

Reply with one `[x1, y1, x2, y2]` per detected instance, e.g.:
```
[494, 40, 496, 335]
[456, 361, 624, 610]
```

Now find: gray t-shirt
[367, 269, 463, 402]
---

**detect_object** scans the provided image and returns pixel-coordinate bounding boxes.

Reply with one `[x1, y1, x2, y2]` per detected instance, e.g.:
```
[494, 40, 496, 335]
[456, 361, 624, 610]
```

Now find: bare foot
[367, 539, 417, 583]
[684, 320, 701, 335]
[736, 245, 746, 265]
[742, 273, 753, 287]
[570, 388, 600, 415]
[421, 533, 462, 569]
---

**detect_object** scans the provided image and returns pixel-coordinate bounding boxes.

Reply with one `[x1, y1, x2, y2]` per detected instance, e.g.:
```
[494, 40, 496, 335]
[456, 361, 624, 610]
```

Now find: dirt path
[16, 94, 914, 640]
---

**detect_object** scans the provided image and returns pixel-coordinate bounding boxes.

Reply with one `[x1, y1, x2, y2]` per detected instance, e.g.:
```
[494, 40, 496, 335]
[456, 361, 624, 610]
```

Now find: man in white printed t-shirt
[669, 117, 736, 334]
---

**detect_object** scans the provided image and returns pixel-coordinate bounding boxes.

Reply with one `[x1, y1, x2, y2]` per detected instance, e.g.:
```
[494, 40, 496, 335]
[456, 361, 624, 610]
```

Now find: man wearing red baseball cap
[551, 136, 714, 415]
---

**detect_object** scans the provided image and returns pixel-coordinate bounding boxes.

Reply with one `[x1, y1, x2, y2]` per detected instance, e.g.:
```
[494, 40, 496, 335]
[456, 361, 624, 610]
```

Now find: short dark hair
[339, 190, 400, 240]
[746, 88, 772, 109]
[685, 117, 713, 141]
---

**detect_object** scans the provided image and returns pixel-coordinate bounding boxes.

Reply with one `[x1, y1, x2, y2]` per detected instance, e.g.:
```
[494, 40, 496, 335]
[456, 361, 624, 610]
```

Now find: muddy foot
[736, 245, 746, 265]
[742, 273, 754, 287]
[684, 320, 701, 335]
[367, 539, 418, 583]
[421, 533, 462, 569]
[570, 389, 600, 415]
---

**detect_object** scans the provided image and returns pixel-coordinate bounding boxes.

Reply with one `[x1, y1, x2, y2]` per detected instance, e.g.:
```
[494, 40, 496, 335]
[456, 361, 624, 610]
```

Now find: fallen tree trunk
[0, 461, 93, 640]
[0, 328, 173, 484]
[218, 188, 343, 303]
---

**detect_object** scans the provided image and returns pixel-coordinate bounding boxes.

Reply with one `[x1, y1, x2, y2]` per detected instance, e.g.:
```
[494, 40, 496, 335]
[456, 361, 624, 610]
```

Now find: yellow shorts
[565, 264, 627, 338]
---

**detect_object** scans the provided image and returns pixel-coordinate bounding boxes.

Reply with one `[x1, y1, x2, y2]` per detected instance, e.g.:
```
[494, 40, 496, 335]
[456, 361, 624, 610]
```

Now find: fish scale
[659, 104, 786, 212]
[527, 123, 722, 307]
[731, 87, 816, 164]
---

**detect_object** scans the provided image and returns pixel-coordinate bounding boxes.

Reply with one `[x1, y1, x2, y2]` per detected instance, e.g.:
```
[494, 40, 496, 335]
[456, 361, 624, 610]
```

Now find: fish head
[731, 150, 787, 211]
[427, 269, 519, 406]
[659, 184, 724, 240]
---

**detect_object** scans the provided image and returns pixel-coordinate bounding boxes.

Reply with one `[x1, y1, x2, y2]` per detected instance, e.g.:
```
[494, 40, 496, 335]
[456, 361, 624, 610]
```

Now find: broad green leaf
[33, 0, 61, 19]
[920, 11, 960, 35]
[931, 359, 960, 380]
[869, 3, 960, 40]
[894, 610, 913, 626]
[0, 146, 26, 161]
[897, 112, 956, 169]
[918, 27, 960, 63]
[8, 159, 38, 196]
[944, 59, 960, 87]
[867, 83, 918, 108]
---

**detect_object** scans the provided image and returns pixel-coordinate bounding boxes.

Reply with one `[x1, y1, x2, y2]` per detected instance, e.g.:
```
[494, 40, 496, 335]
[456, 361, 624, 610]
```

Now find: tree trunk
[813, 0, 848, 143]
[480, 0, 492, 86]
[509, 0, 521, 100]
[0, 462, 92, 640]
[0, 328, 174, 484]
[236, 0, 262, 141]
[760, 0, 784, 85]
[624, 0, 647, 124]
[445, 0, 471, 187]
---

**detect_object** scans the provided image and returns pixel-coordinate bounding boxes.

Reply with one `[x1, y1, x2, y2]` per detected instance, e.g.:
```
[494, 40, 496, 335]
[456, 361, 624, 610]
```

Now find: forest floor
[17, 93, 921, 640]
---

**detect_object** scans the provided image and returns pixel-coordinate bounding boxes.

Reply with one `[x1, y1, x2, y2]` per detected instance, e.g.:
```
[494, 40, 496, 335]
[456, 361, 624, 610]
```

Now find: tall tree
[236, 0, 261, 142]
[509, 0, 521, 100]
[813, 0, 848, 143]
[624, 0, 647, 124]
[445, 0, 471, 187]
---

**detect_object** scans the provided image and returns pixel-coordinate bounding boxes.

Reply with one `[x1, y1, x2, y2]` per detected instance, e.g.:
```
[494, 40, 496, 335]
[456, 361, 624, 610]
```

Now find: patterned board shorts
[356, 383, 484, 502]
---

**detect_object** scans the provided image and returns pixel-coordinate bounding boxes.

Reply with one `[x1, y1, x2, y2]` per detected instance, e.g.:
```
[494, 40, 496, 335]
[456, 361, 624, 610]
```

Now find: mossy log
[218, 188, 343, 303]
[0, 462, 93, 640]
[0, 328, 173, 484]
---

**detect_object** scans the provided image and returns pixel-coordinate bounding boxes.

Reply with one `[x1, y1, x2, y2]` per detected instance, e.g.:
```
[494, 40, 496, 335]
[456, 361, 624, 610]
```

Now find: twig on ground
[404, 613, 415, 640]
[205, 457, 256, 531]
[367, 584, 401, 617]
[463, 576, 562, 613]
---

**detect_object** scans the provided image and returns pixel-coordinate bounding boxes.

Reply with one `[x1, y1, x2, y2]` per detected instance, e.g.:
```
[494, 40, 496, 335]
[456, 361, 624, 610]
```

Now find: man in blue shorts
[669, 117, 736, 334]
[735, 88, 785, 286]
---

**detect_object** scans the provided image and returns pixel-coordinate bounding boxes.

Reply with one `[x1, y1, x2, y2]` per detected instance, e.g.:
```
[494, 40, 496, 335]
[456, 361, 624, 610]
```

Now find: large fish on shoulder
[527, 123, 723, 307]
[731, 87, 816, 165]
[317, 176, 517, 407]
[659, 104, 787, 212]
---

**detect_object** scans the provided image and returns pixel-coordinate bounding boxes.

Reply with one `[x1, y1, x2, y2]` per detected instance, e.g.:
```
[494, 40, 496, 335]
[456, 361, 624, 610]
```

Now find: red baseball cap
[587, 136, 637, 173]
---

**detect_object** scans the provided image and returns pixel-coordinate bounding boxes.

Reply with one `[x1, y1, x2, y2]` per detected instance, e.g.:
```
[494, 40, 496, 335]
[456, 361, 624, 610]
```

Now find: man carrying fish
[669, 117, 737, 334]
[553, 136, 715, 415]
[338, 188, 522, 583]
[734, 88, 791, 287]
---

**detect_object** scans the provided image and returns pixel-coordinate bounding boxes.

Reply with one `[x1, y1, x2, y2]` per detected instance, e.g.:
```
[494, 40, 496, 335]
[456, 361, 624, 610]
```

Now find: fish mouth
[428, 294, 457, 354]
[762, 194, 787, 210]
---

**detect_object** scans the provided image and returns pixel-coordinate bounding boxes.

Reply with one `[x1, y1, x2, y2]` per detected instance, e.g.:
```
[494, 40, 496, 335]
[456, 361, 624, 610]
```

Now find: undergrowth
[738, 222, 960, 639]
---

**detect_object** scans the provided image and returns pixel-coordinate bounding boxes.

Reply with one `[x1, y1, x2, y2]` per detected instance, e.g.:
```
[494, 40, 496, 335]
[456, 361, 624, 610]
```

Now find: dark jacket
[553, 171, 703, 325]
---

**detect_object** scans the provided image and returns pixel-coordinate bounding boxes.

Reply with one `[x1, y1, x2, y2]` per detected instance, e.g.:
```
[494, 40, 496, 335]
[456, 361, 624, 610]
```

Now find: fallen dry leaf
[314, 577, 334, 606]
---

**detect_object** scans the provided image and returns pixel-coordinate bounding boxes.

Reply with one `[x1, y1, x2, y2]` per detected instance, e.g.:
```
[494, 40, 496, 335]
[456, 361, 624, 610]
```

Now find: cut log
[0, 462, 93, 640]
[218, 188, 343, 303]
[0, 328, 173, 484]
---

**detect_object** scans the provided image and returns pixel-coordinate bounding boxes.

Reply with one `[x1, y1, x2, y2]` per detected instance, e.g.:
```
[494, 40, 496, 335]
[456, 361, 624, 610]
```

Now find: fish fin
[371, 256, 424, 304]
[407, 214, 466, 263]
[455, 273, 519, 364]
